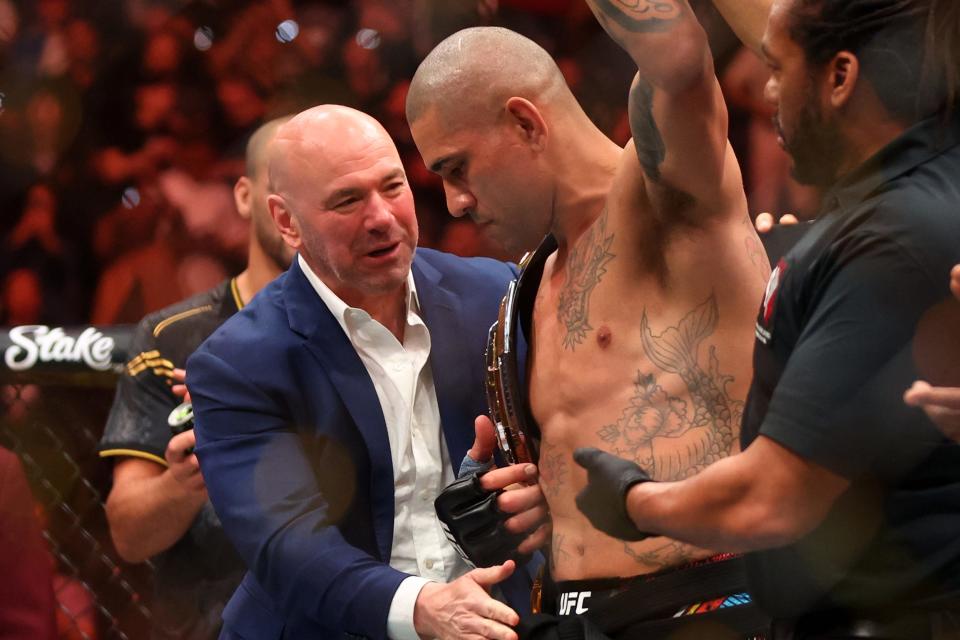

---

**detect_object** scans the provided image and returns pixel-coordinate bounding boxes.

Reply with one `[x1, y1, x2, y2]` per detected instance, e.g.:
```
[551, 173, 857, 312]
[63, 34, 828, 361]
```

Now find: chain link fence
[1, 325, 155, 640]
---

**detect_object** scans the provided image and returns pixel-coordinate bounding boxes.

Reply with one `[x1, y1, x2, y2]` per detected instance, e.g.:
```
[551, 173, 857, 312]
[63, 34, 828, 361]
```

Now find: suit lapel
[413, 256, 475, 470]
[283, 259, 396, 562]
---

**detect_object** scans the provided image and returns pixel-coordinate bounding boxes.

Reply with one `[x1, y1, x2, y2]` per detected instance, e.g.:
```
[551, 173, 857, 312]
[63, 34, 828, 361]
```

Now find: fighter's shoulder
[137, 281, 235, 341]
[125, 280, 234, 361]
[846, 186, 960, 277]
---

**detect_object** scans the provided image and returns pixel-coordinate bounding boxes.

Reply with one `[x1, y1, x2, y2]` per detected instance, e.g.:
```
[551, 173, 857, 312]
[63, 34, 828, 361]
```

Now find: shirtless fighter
[408, 1, 770, 637]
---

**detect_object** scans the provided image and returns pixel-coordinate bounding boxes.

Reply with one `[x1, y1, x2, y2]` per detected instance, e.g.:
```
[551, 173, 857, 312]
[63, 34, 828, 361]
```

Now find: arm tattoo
[745, 235, 772, 283]
[591, 0, 682, 33]
[629, 79, 666, 182]
[596, 295, 743, 480]
[558, 210, 616, 351]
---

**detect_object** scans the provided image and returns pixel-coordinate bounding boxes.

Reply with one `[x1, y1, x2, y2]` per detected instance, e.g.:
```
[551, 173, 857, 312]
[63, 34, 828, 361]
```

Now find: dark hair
[788, 0, 956, 121]
[924, 0, 960, 113]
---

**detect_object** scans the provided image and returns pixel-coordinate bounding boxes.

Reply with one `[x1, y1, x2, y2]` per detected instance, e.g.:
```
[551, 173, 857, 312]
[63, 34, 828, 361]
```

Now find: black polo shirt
[100, 279, 247, 640]
[741, 111, 960, 619]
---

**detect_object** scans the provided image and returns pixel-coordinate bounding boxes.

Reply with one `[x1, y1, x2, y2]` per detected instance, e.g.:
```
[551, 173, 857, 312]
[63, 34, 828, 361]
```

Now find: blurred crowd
[0, 0, 816, 329]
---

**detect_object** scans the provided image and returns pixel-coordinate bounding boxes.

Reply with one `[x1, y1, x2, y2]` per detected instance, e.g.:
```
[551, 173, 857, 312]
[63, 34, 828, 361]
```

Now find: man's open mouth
[367, 243, 398, 258]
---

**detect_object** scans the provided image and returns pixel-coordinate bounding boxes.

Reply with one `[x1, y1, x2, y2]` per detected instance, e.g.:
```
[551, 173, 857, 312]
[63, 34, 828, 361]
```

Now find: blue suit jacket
[187, 249, 533, 640]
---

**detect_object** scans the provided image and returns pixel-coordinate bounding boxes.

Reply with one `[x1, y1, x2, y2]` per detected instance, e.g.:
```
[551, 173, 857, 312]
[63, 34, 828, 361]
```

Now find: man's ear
[827, 51, 860, 109]
[504, 97, 548, 151]
[234, 176, 252, 220]
[268, 194, 301, 251]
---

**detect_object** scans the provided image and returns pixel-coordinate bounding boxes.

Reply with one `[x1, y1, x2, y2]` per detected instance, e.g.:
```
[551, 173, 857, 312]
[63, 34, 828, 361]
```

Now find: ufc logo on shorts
[558, 591, 592, 615]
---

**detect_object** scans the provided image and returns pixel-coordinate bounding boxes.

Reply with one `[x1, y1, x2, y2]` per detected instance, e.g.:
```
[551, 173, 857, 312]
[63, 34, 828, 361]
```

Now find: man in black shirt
[98, 116, 292, 640]
[572, 0, 960, 637]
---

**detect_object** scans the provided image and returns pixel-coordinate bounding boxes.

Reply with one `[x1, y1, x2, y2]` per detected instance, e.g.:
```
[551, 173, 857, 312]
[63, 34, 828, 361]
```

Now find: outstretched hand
[414, 560, 519, 640]
[904, 265, 960, 442]
[573, 447, 655, 542]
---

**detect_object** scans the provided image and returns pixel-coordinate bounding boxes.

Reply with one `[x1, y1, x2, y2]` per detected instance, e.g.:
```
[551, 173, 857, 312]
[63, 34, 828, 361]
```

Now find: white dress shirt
[298, 255, 471, 639]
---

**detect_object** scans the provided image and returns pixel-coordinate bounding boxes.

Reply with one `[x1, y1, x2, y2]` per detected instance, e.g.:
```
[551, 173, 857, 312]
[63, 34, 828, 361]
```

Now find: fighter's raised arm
[584, 0, 738, 224]
[709, 0, 773, 55]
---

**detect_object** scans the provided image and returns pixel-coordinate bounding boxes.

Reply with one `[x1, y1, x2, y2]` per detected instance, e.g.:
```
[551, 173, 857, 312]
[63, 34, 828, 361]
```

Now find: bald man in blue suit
[187, 106, 539, 640]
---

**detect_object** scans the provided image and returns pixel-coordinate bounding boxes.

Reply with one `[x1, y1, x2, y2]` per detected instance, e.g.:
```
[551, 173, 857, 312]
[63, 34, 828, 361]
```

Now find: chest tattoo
[557, 211, 616, 351]
[596, 295, 743, 480]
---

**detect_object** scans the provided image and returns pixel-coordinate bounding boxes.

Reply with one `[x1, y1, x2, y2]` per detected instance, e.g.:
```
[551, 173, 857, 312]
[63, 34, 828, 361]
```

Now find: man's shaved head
[268, 104, 398, 208]
[265, 104, 417, 304]
[407, 26, 571, 127]
[245, 115, 291, 178]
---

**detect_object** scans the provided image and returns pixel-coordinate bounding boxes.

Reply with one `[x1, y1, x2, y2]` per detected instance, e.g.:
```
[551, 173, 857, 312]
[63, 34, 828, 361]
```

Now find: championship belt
[434, 236, 557, 572]
[484, 235, 557, 465]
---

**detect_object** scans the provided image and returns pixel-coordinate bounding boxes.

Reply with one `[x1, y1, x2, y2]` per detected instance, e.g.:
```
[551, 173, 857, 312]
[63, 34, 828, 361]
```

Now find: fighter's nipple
[597, 326, 612, 349]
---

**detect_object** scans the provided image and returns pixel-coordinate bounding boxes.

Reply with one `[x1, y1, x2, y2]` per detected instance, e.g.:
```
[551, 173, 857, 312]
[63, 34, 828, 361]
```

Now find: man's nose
[444, 182, 477, 219]
[364, 192, 395, 231]
[763, 75, 779, 108]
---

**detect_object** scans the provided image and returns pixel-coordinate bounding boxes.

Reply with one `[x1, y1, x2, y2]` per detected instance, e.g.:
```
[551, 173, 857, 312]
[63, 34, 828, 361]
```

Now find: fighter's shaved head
[267, 104, 397, 208]
[245, 115, 292, 178]
[407, 27, 572, 127]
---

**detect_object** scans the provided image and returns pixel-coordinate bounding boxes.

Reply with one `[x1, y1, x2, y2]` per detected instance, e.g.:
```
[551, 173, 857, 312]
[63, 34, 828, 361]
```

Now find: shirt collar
[823, 109, 960, 213]
[297, 253, 420, 337]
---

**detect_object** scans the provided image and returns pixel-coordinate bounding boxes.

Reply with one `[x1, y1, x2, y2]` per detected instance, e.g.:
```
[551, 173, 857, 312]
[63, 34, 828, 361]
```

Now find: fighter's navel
[597, 326, 612, 349]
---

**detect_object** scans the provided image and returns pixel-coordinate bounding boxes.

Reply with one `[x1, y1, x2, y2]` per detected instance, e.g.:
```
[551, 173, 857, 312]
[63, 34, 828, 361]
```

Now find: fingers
[469, 559, 516, 589]
[517, 522, 551, 554]
[479, 463, 537, 492]
[572, 446, 603, 469]
[922, 406, 960, 441]
[904, 380, 960, 410]
[504, 503, 549, 535]
[755, 213, 799, 234]
[496, 480, 544, 515]
[166, 430, 197, 462]
[468, 415, 498, 464]
[779, 213, 799, 225]
[468, 618, 518, 640]
[754, 212, 774, 233]
[950, 264, 960, 300]
[171, 368, 186, 383]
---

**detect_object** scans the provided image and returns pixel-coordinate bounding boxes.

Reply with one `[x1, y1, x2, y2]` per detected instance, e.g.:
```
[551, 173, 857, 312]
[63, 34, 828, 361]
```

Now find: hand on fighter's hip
[573, 447, 655, 542]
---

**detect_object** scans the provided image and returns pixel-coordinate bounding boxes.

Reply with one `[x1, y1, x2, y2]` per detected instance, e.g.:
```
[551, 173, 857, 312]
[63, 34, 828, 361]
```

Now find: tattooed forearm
[558, 211, 616, 350]
[597, 295, 743, 480]
[589, 0, 683, 34]
[629, 78, 666, 181]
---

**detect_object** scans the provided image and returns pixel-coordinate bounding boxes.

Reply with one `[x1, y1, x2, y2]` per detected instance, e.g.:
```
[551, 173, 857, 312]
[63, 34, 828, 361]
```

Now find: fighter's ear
[504, 97, 548, 152]
[826, 51, 859, 109]
[268, 194, 301, 251]
[234, 176, 253, 220]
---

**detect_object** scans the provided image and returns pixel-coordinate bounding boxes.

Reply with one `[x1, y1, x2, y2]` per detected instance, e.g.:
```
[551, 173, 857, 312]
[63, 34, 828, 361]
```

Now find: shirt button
[425, 559, 435, 570]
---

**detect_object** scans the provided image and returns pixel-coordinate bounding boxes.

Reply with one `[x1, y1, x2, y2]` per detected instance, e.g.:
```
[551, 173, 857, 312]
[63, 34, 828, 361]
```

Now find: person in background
[98, 116, 293, 640]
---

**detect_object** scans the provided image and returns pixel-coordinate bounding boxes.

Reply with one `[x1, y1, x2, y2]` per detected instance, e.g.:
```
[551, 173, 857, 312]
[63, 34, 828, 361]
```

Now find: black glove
[434, 472, 525, 568]
[573, 447, 655, 542]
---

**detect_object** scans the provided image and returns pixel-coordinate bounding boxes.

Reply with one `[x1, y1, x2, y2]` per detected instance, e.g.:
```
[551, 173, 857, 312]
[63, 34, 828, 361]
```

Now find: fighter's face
[411, 109, 551, 255]
[283, 134, 418, 303]
[761, 0, 845, 187]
